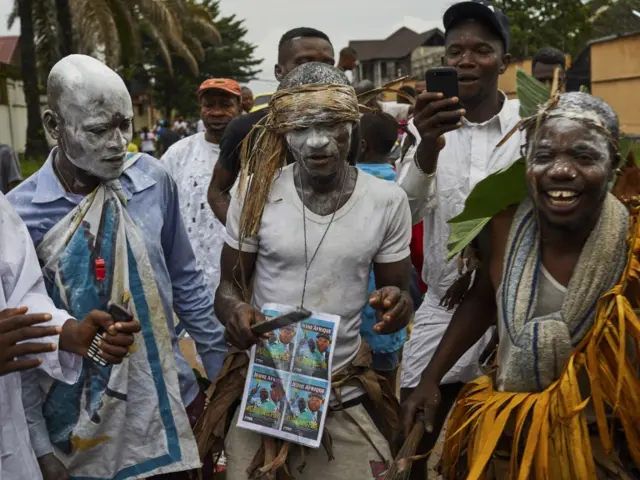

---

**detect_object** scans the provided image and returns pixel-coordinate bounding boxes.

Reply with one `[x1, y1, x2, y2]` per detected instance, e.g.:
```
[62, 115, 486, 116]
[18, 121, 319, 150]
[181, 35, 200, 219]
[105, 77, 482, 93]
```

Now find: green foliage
[150, 0, 261, 119]
[492, 0, 593, 58]
[516, 68, 550, 117]
[446, 161, 528, 260]
[446, 69, 551, 260]
[589, 0, 640, 38]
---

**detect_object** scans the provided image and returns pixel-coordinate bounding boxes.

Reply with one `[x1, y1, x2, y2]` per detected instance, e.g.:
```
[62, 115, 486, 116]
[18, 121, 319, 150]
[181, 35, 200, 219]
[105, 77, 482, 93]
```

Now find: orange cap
[197, 78, 242, 98]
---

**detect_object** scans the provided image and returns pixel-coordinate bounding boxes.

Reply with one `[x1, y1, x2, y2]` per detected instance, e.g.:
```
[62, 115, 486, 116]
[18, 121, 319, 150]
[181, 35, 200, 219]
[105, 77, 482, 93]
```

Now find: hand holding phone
[87, 303, 134, 367]
[412, 67, 467, 173]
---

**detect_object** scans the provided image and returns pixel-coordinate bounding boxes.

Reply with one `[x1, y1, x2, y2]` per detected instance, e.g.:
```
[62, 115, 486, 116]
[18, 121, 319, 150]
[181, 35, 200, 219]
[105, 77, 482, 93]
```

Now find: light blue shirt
[8, 151, 226, 415]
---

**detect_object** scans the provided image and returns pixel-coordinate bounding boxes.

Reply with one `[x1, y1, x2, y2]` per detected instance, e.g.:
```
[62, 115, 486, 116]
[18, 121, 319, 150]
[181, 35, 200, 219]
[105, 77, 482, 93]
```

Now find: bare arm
[215, 243, 256, 325]
[370, 257, 414, 333]
[207, 162, 237, 226]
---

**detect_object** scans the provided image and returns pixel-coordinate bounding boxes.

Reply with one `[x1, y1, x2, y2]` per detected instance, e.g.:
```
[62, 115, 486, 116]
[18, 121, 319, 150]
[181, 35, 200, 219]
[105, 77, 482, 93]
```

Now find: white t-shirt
[197, 119, 205, 133]
[140, 132, 155, 152]
[225, 164, 411, 399]
[380, 101, 412, 122]
[162, 132, 226, 297]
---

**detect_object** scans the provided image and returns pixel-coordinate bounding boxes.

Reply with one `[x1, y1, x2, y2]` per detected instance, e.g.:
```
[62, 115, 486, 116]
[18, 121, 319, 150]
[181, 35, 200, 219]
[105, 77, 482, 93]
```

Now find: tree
[16, 0, 49, 158]
[588, 0, 640, 38]
[11, 0, 221, 77]
[55, 0, 74, 56]
[493, 0, 593, 58]
[151, 0, 261, 119]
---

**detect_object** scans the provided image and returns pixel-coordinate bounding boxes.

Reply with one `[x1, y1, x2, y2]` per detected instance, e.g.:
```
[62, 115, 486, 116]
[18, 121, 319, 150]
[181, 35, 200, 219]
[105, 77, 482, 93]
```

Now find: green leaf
[516, 68, 551, 118]
[447, 218, 491, 261]
[449, 160, 528, 224]
[446, 160, 528, 261]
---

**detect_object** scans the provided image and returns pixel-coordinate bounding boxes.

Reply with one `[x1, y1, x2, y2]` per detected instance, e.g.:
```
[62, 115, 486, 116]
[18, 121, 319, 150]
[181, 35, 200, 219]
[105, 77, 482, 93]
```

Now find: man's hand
[0, 307, 61, 376]
[401, 377, 442, 438]
[369, 286, 412, 334]
[38, 453, 70, 480]
[59, 310, 141, 364]
[223, 303, 266, 350]
[413, 92, 466, 173]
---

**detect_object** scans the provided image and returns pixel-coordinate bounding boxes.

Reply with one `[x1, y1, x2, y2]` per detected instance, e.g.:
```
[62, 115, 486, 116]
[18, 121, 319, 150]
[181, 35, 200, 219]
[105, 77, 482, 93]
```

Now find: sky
[0, 0, 453, 93]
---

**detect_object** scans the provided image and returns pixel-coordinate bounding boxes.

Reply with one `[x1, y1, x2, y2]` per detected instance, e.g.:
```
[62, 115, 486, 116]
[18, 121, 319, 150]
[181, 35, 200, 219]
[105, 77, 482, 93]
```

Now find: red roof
[0, 36, 19, 65]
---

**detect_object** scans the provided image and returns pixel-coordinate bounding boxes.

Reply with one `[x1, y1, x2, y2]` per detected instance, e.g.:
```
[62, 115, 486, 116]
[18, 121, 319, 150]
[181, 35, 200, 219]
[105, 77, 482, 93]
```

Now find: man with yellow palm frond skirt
[403, 91, 640, 479]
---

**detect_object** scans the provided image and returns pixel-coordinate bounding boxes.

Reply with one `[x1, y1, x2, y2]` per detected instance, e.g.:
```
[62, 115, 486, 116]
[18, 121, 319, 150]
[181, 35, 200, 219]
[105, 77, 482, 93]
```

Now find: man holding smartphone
[397, 0, 524, 472]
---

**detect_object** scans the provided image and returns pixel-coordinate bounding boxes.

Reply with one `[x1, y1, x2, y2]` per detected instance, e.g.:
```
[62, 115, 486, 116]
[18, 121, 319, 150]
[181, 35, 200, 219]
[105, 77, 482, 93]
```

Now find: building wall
[411, 46, 445, 79]
[498, 59, 533, 99]
[591, 34, 640, 135]
[0, 76, 53, 154]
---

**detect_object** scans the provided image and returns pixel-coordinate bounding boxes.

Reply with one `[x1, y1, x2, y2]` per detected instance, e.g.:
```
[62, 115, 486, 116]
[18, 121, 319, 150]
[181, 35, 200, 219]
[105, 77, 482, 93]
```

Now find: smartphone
[87, 303, 133, 367]
[251, 308, 312, 336]
[425, 67, 459, 100]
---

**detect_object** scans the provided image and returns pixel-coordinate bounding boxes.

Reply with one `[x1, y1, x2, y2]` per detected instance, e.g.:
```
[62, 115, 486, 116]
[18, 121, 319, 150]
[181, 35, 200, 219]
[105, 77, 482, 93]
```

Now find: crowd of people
[1, 0, 639, 479]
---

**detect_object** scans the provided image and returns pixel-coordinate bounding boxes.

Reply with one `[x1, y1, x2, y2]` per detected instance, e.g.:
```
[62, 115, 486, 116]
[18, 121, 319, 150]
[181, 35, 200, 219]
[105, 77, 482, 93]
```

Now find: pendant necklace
[298, 163, 350, 308]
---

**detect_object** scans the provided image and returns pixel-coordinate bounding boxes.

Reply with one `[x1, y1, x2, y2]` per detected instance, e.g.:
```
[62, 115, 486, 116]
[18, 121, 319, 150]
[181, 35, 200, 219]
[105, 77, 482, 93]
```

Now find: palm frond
[136, 0, 183, 41]
[166, 35, 199, 75]
[184, 15, 221, 44]
[7, 1, 18, 29]
[139, 18, 173, 76]
[108, 0, 141, 65]
[184, 33, 205, 62]
[73, 0, 121, 66]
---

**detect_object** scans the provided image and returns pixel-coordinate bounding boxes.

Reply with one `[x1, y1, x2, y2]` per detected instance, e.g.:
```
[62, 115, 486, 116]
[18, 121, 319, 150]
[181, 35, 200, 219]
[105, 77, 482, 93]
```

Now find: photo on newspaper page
[254, 306, 297, 371]
[281, 375, 329, 442]
[241, 365, 288, 429]
[237, 303, 340, 448]
[291, 317, 336, 380]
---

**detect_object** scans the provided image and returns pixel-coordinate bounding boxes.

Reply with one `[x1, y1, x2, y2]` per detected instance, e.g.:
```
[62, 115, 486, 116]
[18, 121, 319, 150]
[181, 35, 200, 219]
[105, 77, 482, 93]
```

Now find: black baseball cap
[443, 0, 510, 51]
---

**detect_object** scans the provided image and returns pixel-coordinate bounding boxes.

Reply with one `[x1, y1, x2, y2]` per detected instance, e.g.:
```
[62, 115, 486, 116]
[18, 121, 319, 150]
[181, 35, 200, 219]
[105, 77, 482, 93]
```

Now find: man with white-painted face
[8, 55, 225, 480]
[205, 62, 413, 479]
[207, 27, 336, 225]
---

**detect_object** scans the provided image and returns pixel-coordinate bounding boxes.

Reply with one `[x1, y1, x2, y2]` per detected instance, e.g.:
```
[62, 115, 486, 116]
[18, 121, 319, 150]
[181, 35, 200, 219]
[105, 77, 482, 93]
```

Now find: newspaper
[237, 303, 340, 448]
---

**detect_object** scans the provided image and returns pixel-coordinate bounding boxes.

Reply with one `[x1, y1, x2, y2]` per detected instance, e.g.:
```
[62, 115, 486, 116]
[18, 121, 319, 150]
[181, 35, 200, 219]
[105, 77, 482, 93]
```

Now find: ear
[499, 53, 511, 74]
[42, 109, 61, 140]
[274, 64, 284, 82]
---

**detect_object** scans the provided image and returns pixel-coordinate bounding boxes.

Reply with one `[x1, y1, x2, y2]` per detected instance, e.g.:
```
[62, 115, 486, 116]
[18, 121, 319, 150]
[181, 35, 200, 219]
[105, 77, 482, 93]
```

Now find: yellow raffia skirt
[441, 206, 640, 480]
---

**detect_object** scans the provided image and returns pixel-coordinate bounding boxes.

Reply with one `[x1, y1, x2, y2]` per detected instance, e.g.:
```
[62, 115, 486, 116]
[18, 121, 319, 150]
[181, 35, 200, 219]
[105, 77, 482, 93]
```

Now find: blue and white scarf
[497, 193, 629, 392]
[36, 154, 199, 479]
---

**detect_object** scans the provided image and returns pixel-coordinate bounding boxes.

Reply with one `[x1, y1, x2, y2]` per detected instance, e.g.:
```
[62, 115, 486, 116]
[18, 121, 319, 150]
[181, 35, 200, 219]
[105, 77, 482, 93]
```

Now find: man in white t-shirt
[216, 62, 413, 480]
[162, 78, 242, 301]
[139, 126, 156, 156]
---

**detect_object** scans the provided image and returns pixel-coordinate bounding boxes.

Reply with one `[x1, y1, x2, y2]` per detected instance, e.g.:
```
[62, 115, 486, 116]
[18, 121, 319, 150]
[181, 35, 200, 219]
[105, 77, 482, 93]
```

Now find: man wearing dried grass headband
[214, 62, 413, 479]
[405, 92, 640, 478]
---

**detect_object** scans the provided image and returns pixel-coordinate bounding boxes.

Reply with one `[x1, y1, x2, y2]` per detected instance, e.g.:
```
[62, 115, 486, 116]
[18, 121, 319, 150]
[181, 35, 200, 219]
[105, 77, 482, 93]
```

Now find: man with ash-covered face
[405, 92, 640, 478]
[8, 55, 226, 480]
[208, 62, 413, 479]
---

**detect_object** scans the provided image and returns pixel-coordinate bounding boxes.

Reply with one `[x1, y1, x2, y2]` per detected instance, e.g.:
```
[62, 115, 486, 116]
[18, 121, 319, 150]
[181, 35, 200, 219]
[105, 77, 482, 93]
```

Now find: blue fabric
[8, 152, 227, 408]
[356, 163, 407, 355]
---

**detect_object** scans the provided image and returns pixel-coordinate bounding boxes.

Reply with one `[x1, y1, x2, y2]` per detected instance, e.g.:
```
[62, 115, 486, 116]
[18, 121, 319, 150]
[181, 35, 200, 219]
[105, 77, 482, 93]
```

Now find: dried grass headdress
[236, 78, 413, 245]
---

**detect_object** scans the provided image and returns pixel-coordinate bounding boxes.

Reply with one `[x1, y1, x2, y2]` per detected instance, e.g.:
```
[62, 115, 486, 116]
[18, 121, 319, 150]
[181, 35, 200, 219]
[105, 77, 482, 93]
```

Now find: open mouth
[458, 75, 479, 85]
[544, 189, 581, 210]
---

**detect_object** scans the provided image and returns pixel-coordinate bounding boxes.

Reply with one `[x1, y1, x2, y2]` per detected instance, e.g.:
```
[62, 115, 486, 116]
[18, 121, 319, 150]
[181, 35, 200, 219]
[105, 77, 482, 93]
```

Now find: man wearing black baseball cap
[398, 1, 525, 476]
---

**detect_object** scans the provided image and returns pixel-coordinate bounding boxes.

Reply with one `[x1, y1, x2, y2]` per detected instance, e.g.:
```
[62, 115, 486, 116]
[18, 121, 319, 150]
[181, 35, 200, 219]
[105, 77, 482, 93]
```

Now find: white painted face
[45, 55, 134, 180]
[285, 122, 353, 178]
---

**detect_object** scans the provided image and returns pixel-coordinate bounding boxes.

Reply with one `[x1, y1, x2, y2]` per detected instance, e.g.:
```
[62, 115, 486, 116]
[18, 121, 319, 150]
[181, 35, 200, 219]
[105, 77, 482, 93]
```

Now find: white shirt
[173, 121, 188, 132]
[226, 165, 411, 400]
[140, 132, 155, 153]
[197, 119, 205, 133]
[162, 133, 226, 296]
[0, 193, 81, 480]
[398, 95, 524, 388]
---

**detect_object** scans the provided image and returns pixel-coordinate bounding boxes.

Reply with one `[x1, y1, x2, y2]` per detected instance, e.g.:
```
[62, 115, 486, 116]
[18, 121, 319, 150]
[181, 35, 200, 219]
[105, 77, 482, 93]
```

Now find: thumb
[423, 397, 440, 434]
[369, 290, 383, 309]
[85, 310, 115, 334]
